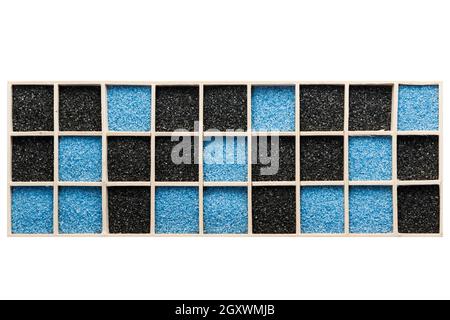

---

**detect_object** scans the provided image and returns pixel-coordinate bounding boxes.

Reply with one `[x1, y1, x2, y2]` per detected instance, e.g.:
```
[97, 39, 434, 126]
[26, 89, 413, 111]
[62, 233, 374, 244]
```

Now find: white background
[0, 0, 449, 300]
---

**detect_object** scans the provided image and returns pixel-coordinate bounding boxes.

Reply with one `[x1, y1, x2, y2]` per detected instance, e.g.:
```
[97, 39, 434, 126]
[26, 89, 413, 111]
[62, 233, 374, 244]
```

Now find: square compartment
[59, 86, 102, 131]
[108, 136, 150, 181]
[108, 187, 151, 234]
[203, 187, 248, 234]
[252, 136, 295, 181]
[155, 86, 199, 132]
[107, 85, 151, 132]
[300, 136, 343, 181]
[300, 186, 344, 234]
[398, 185, 440, 234]
[349, 85, 392, 131]
[300, 85, 344, 131]
[59, 137, 102, 182]
[252, 186, 296, 234]
[12, 136, 54, 182]
[12, 85, 54, 131]
[203, 85, 247, 131]
[349, 136, 392, 181]
[155, 136, 199, 182]
[204, 136, 247, 182]
[349, 186, 393, 234]
[398, 85, 439, 131]
[155, 187, 199, 234]
[397, 136, 438, 180]
[58, 187, 102, 234]
[11, 187, 54, 234]
[251, 86, 295, 131]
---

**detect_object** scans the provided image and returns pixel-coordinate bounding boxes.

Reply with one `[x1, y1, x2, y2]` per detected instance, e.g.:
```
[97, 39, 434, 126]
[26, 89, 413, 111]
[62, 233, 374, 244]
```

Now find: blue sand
[398, 85, 439, 131]
[107, 86, 151, 131]
[252, 86, 295, 131]
[11, 187, 53, 234]
[203, 136, 247, 182]
[349, 186, 393, 234]
[349, 136, 392, 181]
[59, 137, 102, 182]
[58, 187, 102, 234]
[155, 187, 199, 234]
[203, 187, 248, 234]
[301, 187, 344, 234]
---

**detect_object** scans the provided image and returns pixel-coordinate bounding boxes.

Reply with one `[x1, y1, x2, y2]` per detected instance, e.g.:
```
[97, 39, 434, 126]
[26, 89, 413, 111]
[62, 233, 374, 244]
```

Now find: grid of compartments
[8, 82, 442, 236]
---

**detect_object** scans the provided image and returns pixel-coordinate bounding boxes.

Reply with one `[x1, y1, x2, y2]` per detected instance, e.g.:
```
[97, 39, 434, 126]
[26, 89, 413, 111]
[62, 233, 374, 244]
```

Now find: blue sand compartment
[155, 187, 199, 234]
[398, 85, 439, 131]
[107, 85, 151, 131]
[300, 186, 344, 234]
[349, 186, 393, 234]
[203, 187, 248, 234]
[58, 187, 102, 234]
[59, 137, 102, 182]
[203, 136, 247, 182]
[349, 136, 392, 181]
[252, 86, 295, 131]
[11, 187, 54, 234]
